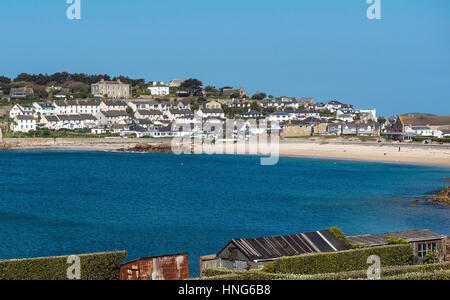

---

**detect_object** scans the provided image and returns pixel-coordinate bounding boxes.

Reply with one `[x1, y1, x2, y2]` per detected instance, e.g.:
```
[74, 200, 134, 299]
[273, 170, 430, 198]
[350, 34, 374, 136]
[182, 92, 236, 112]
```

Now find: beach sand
[2, 138, 450, 167]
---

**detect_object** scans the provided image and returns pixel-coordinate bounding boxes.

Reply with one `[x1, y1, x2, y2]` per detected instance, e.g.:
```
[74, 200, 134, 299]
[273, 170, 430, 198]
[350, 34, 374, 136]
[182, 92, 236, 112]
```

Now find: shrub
[262, 244, 413, 275]
[0, 251, 127, 280]
[387, 236, 409, 245]
[199, 262, 450, 281]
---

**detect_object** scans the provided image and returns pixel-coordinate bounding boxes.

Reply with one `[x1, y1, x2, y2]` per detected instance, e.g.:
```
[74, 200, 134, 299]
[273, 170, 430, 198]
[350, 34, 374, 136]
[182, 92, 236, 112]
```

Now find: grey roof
[201, 108, 224, 114]
[137, 110, 163, 116]
[347, 230, 445, 247]
[219, 230, 350, 262]
[58, 114, 97, 121]
[102, 100, 128, 106]
[101, 111, 129, 118]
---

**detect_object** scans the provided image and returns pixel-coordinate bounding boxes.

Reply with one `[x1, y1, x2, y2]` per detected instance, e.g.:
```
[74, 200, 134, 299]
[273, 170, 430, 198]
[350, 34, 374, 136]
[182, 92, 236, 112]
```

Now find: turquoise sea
[0, 151, 448, 276]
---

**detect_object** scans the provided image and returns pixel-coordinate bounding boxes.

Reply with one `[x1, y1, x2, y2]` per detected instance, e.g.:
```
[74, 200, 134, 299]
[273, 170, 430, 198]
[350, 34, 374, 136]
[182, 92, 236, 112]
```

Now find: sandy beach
[1, 138, 450, 167]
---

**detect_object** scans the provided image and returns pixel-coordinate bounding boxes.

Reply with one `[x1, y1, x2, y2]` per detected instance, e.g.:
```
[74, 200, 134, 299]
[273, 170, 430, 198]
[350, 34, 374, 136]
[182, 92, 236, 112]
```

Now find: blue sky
[0, 0, 448, 116]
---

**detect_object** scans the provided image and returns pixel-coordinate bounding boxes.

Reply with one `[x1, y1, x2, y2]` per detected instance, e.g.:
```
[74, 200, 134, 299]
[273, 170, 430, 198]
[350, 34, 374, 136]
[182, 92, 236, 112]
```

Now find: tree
[251, 92, 266, 100]
[250, 101, 259, 111]
[0, 76, 11, 84]
[181, 78, 202, 89]
[126, 107, 134, 117]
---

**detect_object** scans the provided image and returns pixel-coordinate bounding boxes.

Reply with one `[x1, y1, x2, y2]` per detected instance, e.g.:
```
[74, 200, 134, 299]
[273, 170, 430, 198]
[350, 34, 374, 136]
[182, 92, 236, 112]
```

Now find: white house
[11, 115, 36, 133]
[9, 104, 35, 119]
[57, 115, 98, 130]
[196, 108, 225, 119]
[166, 109, 194, 122]
[134, 110, 164, 121]
[99, 100, 128, 112]
[33, 102, 56, 117]
[96, 110, 130, 125]
[266, 112, 294, 123]
[40, 115, 60, 130]
[148, 82, 170, 96]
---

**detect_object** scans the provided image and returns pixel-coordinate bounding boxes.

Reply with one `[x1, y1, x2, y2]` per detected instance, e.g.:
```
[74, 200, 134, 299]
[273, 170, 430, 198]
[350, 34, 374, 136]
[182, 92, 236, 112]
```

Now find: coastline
[2, 138, 450, 168]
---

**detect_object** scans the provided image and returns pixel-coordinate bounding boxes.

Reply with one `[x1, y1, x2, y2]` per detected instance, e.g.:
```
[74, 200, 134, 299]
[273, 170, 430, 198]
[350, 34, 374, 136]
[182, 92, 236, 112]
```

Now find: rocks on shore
[0, 143, 14, 150]
[117, 143, 172, 154]
[430, 186, 450, 206]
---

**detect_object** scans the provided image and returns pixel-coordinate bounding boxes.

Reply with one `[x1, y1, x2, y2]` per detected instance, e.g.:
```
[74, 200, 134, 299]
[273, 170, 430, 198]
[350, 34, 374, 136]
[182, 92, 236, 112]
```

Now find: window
[417, 242, 437, 258]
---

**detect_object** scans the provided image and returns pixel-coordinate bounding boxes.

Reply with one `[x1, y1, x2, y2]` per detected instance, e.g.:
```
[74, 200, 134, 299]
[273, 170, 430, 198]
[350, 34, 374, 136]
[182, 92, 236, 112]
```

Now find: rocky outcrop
[430, 186, 449, 205]
[0, 143, 14, 150]
[117, 143, 172, 153]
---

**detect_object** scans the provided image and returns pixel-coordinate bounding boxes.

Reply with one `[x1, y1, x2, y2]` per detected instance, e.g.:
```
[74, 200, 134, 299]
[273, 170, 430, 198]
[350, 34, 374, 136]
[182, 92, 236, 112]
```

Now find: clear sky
[0, 0, 448, 116]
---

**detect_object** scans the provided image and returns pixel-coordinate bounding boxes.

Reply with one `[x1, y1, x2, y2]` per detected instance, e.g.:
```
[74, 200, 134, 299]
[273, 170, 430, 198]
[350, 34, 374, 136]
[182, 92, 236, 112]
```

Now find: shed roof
[219, 230, 350, 262]
[347, 230, 445, 247]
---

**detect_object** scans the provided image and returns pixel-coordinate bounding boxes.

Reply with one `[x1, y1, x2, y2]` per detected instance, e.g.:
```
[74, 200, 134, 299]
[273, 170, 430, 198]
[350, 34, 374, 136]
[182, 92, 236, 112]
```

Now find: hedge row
[0, 251, 127, 280]
[200, 262, 450, 281]
[262, 244, 413, 275]
[383, 270, 450, 281]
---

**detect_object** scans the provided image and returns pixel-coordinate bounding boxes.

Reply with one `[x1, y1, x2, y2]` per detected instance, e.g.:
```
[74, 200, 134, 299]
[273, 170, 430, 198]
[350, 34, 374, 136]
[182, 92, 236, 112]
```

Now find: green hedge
[0, 251, 127, 280]
[199, 262, 450, 281]
[384, 270, 450, 281]
[262, 244, 413, 275]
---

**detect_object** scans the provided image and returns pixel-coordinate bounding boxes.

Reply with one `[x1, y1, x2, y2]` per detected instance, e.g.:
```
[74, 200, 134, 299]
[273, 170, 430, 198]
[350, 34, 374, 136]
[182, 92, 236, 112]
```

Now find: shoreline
[1, 138, 450, 168]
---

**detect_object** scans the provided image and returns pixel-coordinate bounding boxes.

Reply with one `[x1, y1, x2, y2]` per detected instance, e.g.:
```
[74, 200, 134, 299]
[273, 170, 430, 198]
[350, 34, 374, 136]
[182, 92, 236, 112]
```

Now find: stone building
[91, 79, 130, 99]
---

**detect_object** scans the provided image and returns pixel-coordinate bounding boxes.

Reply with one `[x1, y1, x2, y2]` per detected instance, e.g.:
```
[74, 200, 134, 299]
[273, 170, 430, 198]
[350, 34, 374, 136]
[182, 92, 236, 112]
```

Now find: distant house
[91, 79, 130, 99]
[9, 104, 35, 119]
[167, 78, 183, 88]
[10, 87, 34, 100]
[299, 97, 317, 106]
[221, 87, 248, 98]
[99, 100, 128, 112]
[348, 230, 447, 261]
[56, 115, 98, 130]
[266, 111, 293, 123]
[281, 122, 313, 137]
[240, 110, 263, 119]
[196, 108, 225, 119]
[204, 101, 222, 110]
[395, 115, 450, 134]
[33, 102, 56, 117]
[342, 123, 358, 135]
[295, 110, 320, 119]
[173, 100, 190, 110]
[134, 110, 164, 121]
[97, 110, 130, 125]
[166, 109, 194, 122]
[148, 82, 170, 96]
[328, 123, 342, 136]
[54, 101, 78, 115]
[11, 115, 36, 133]
[40, 115, 59, 130]
[325, 101, 345, 112]
[76, 100, 101, 115]
[336, 112, 354, 123]
[200, 230, 349, 275]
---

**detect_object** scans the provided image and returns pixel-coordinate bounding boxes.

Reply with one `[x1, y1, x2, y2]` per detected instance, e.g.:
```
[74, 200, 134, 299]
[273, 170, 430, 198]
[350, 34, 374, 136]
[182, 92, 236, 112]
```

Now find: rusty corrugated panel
[120, 253, 189, 280]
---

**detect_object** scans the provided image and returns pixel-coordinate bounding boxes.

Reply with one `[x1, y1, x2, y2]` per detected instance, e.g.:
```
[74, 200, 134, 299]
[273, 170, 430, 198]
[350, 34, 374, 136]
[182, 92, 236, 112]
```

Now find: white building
[11, 115, 36, 133]
[148, 82, 170, 96]
[9, 104, 35, 119]
[266, 112, 294, 123]
[33, 102, 56, 117]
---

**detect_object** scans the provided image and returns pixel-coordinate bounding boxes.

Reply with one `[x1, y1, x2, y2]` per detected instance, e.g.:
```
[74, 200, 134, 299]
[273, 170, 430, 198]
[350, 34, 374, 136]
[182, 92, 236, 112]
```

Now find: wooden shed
[119, 253, 189, 280]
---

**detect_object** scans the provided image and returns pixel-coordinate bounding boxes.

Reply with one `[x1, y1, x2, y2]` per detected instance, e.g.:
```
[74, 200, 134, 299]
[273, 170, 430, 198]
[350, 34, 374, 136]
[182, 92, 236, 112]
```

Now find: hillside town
[1, 75, 450, 142]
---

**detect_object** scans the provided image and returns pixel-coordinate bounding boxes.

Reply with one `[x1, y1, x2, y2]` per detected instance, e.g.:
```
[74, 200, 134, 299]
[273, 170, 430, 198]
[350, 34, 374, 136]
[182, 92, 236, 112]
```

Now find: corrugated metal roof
[220, 230, 350, 262]
[347, 230, 445, 247]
